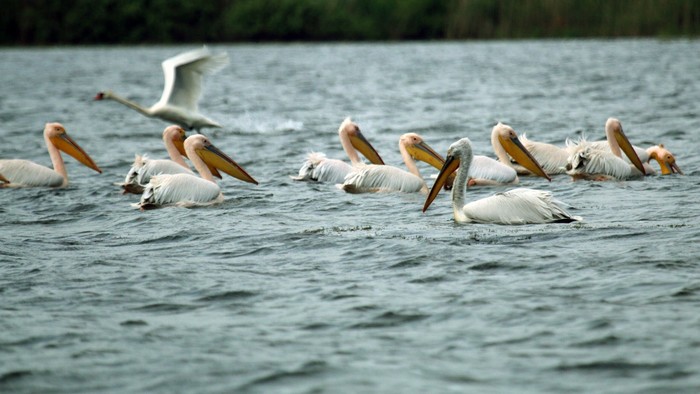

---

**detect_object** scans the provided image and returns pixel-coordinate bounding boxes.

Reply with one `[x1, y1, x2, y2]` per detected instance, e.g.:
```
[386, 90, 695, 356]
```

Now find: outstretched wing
[157, 47, 229, 112]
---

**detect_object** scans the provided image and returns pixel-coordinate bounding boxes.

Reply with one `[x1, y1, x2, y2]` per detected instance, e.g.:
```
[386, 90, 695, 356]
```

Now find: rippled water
[1, 40, 699, 393]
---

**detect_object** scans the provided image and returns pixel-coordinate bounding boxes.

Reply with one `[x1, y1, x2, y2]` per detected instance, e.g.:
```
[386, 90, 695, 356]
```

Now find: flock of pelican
[0, 48, 684, 224]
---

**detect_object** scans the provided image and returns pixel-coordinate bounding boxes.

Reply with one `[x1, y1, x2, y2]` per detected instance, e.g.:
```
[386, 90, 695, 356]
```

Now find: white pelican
[138, 134, 257, 209]
[468, 122, 551, 186]
[96, 47, 228, 131]
[589, 141, 682, 176]
[423, 138, 581, 224]
[566, 118, 646, 181]
[340, 132, 446, 193]
[644, 144, 682, 175]
[122, 125, 192, 194]
[121, 125, 222, 194]
[292, 117, 385, 183]
[516, 133, 572, 176]
[0, 173, 8, 184]
[0, 123, 102, 187]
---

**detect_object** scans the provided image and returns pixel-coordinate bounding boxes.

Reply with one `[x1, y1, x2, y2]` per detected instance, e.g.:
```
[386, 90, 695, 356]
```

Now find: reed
[2, 0, 699, 44]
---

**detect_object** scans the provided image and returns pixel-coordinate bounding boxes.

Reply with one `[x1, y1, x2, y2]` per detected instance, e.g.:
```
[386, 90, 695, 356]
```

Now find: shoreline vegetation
[3, 0, 700, 45]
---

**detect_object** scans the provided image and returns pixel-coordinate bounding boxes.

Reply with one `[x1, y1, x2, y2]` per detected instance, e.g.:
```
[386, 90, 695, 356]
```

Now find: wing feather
[157, 47, 229, 111]
[342, 165, 424, 193]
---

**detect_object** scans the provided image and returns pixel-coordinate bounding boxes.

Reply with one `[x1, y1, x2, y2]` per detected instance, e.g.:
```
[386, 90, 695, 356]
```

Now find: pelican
[96, 47, 228, 131]
[340, 132, 446, 193]
[0, 173, 9, 185]
[468, 122, 551, 186]
[292, 117, 384, 183]
[121, 125, 222, 194]
[0, 123, 101, 187]
[516, 133, 572, 176]
[589, 141, 682, 176]
[138, 134, 257, 209]
[423, 138, 581, 224]
[645, 144, 682, 175]
[566, 118, 646, 181]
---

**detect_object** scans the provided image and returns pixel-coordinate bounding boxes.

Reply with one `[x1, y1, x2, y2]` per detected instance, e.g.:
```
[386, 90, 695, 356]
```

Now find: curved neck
[184, 144, 216, 183]
[45, 133, 67, 184]
[339, 130, 361, 165]
[491, 131, 513, 167]
[606, 127, 622, 157]
[106, 92, 152, 116]
[451, 155, 470, 222]
[163, 139, 188, 168]
[399, 142, 421, 178]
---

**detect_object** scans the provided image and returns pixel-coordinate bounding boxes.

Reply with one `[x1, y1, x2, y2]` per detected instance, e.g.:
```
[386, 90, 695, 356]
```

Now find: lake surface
[1, 40, 699, 393]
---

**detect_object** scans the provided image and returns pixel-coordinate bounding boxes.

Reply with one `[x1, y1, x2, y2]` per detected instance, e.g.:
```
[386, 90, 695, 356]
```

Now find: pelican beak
[197, 144, 258, 184]
[51, 133, 102, 173]
[407, 141, 444, 169]
[406, 140, 455, 190]
[657, 155, 683, 175]
[423, 154, 460, 212]
[174, 135, 187, 157]
[499, 134, 551, 181]
[612, 127, 645, 174]
[350, 130, 385, 165]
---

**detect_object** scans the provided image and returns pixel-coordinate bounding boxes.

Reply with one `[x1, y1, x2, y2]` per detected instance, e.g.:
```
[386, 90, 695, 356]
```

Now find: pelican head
[493, 122, 551, 181]
[401, 133, 445, 169]
[423, 138, 472, 212]
[186, 135, 258, 184]
[339, 117, 384, 165]
[401, 132, 455, 190]
[605, 118, 645, 174]
[163, 125, 188, 157]
[45, 123, 102, 173]
[647, 144, 682, 175]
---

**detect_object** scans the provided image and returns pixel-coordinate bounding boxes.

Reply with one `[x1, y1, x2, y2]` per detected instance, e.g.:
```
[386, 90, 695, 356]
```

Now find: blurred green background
[3, 0, 699, 45]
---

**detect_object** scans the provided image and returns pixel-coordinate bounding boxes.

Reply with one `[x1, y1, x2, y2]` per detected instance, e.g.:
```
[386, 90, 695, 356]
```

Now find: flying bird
[96, 47, 228, 131]
[0, 123, 101, 187]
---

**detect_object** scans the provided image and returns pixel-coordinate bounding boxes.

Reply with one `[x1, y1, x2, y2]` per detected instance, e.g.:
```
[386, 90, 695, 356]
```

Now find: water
[1, 40, 699, 393]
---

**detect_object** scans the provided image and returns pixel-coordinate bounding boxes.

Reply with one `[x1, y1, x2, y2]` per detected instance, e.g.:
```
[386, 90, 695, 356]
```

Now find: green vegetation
[3, 0, 699, 44]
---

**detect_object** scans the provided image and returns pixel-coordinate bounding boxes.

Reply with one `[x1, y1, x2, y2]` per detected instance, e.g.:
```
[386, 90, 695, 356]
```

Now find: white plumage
[467, 123, 551, 185]
[518, 133, 572, 175]
[341, 133, 445, 194]
[96, 47, 228, 131]
[0, 123, 101, 187]
[122, 125, 194, 194]
[423, 138, 581, 224]
[138, 134, 257, 209]
[292, 118, 384, 183]
[565, 118, 646, 180]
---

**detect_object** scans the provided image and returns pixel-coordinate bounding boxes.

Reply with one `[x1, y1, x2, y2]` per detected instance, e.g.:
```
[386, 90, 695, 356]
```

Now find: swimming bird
[468, 122, 551, 185]
[138, 134, 257, 209]
[292, 117, 384, 183]
[341, 132, 446, 193]
[589, 141, 682, 176]
[121, 125, 222, 194]
[566, 118, 646, 181]
[95, 47, 228, 131]
[644, 144, 682, 175]
[423, 138, 581, 224]
[516, 134, 573, 176]
[0, 123, 101, 187]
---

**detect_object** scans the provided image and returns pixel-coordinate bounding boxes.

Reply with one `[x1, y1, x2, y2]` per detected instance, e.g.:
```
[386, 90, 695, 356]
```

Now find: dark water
[1, 40, 699, 393]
